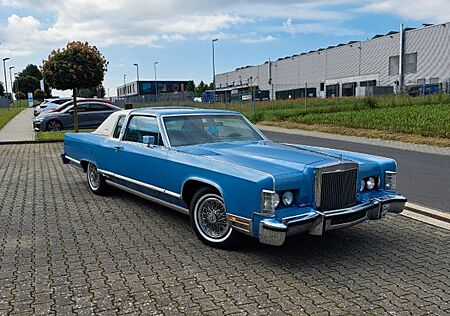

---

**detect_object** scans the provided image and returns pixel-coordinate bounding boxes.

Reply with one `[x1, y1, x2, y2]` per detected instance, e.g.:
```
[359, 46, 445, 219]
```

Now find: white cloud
[1, 0, 449, 59]
[241, 35, 276, 44]
[357, 0, 450, 22]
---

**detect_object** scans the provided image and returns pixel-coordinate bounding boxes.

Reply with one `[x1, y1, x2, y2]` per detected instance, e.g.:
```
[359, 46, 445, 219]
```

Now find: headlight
[282, 191, 294, 206]
[361, 176, 378, 191]
[385, 171, 397, 190]
[366, 177, 376, 190]
[261, 190, 279, 216]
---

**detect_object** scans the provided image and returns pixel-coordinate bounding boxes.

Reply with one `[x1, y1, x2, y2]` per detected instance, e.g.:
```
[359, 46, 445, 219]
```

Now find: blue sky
[0, 0, 449, 96]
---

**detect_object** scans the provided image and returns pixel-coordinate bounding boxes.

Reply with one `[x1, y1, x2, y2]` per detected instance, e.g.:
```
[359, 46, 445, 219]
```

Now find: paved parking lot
[0, 143, 449, 315]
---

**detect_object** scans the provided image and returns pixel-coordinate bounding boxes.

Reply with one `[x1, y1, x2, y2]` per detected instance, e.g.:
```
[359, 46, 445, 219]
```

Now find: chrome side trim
[66, 155, 81, 165]
[228, 213, 253, 236]
[105, 180, 189, 215]
[98, 169, 181, 199]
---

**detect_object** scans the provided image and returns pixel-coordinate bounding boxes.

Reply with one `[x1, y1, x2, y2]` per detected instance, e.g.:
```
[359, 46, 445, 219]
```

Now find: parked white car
[34, 98, 74, 116]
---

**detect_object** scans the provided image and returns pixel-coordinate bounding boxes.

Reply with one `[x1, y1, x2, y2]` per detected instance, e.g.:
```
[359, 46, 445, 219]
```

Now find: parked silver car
[34, 98, 73, 116]
[33, 101, 120, 131]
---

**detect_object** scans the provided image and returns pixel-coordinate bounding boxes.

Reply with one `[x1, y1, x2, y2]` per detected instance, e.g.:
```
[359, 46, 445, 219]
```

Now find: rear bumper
[259, 194, 406, 246]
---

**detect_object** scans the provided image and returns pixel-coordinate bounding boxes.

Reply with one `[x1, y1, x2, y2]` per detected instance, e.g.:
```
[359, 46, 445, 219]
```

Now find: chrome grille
[315, 163, 358, 212]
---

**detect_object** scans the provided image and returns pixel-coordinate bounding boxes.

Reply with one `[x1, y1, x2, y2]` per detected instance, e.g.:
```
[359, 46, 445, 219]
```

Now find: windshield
[163, 114, 264, 146]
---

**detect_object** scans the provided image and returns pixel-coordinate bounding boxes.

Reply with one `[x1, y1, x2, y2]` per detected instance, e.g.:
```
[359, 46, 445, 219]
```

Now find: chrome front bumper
[259, 194, 406, 246]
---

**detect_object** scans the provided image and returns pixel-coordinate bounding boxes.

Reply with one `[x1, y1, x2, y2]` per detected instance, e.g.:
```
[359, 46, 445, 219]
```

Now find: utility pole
[304, 82, 308, 108]
[212, 39, 218, 90]
[154, 61, 159, 99]
[399, 23, 405, 94]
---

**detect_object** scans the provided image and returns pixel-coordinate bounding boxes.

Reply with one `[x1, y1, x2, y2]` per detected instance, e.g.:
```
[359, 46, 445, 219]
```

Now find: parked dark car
[33, 101, 120, 131]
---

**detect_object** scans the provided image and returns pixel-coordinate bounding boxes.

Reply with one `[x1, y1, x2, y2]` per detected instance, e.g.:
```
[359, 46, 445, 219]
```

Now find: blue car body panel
[62, 107, 406, 245]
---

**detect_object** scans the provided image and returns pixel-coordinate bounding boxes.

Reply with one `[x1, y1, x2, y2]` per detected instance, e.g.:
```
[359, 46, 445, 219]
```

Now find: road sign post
[27, 92, 33, 108]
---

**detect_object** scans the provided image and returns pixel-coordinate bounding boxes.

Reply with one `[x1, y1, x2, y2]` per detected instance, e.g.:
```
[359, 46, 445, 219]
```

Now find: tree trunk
[73, 87, 78, 132]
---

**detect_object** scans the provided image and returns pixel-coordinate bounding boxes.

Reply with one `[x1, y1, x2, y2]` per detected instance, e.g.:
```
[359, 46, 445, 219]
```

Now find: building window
[417, 78, 426, 85]
[404, 53, 417, 74]
[430, 77, 439, 84]
[389, 55, 399, 76]
[320, 82, 325, 91]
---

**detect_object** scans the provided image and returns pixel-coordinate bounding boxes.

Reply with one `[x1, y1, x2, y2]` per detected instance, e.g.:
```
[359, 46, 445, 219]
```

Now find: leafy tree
[42, 41, 108, 131]
[0, 81, 4, 96]
[34, 89, 45, 101]
[15, 92, 26, 100]
[195, 81, 207, 94]
[15, 76, 39, 95]
[21, 64, 43, 80]
[13, 64, 51, 97]
[78, 84, 106, 98]
[186, 80, 195, 92]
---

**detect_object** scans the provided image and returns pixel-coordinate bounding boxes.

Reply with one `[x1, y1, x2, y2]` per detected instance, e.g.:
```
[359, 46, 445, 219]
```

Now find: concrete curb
[0, 140, 63, 145]
[257, 124, 450, 156]
[401, 202, 450, 230]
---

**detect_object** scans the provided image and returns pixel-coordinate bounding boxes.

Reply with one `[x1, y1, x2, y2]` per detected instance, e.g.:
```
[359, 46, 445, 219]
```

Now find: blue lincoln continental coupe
[62, 107, 406, 248]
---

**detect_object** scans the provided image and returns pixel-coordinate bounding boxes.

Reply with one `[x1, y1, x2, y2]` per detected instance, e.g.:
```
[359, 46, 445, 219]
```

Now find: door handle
[114, 145, 123, 150]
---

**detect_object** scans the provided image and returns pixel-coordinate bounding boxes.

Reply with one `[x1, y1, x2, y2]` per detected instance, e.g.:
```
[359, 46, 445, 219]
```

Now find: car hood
[174, 141, 338, 176]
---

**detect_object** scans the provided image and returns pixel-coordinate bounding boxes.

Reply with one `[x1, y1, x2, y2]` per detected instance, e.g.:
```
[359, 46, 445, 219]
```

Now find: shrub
[34, 89, 46, 101]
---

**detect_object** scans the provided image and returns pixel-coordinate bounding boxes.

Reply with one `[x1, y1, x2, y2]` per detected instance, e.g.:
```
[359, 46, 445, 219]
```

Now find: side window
[112, 116, 125, 139]
[123, 116, 164, 146]
[73, 103, 89, 112]
[89, 103, 110, 111]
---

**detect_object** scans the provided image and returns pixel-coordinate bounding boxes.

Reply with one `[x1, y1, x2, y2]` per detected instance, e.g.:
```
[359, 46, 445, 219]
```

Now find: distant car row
[33, 98, 120, 131]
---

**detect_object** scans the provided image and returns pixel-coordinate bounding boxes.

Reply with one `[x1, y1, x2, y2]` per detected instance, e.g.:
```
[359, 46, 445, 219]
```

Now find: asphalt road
[264, 130, 450, 212]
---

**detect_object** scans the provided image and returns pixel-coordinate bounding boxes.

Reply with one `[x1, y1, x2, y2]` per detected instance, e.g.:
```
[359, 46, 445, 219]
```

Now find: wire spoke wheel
[195, 195, 231, 241]
[87, 163, 100, 190]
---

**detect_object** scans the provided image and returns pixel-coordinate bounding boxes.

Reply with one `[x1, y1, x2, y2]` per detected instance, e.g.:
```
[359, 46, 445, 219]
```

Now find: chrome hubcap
[88, 164, 99, 189]
[197, 197, 230, 239]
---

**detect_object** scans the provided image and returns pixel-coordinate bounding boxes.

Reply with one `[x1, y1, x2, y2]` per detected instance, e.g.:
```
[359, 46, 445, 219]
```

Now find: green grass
[0, 107, 26, 130]
[36, 129, 95, 141]
[284, 103, 450, 139]
[128, 94, 450, 140]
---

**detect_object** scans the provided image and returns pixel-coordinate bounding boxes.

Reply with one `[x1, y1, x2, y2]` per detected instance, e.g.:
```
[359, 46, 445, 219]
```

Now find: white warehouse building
[215, 23, 450, 100]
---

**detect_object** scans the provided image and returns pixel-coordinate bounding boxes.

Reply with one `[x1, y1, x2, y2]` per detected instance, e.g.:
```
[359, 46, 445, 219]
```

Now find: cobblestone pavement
[0, 108, 35, 142]
[0, 143, 449, 315]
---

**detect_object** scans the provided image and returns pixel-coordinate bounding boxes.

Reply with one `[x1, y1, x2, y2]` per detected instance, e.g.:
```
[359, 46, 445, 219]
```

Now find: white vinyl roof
[93, 110, 131, 137]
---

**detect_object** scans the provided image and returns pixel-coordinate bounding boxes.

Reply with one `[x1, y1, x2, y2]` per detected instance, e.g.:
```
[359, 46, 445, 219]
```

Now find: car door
[61, 103, 90, 129]
[88, 103, 116, 128]
[113, 115, 169, 193]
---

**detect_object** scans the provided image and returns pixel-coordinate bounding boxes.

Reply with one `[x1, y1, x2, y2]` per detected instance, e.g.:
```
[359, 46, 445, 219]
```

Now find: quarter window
[113, 116, 125, 139]
[123, 116, 164, 145]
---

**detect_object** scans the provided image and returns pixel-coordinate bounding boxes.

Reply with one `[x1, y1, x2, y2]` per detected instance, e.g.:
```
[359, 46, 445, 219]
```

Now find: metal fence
[111, 91, 195, 107]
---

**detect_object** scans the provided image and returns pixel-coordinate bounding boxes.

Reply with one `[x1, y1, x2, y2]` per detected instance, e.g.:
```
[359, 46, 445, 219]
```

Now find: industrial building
[117, 80, 191, 98]
[215, 23, 450, 100]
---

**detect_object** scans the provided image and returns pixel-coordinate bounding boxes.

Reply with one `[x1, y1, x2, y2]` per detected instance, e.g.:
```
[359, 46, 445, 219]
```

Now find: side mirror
[142, 135, 155, 147]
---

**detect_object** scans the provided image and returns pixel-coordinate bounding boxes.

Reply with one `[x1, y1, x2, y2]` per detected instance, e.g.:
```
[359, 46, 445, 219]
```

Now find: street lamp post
[154, 61, 159, 97]
[9, 66, 14, 95]
[123, 74, 127, 98]
[3, 57, 10, 96]
[212, 39, 218, 92]
[133, 63, 139, 82]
